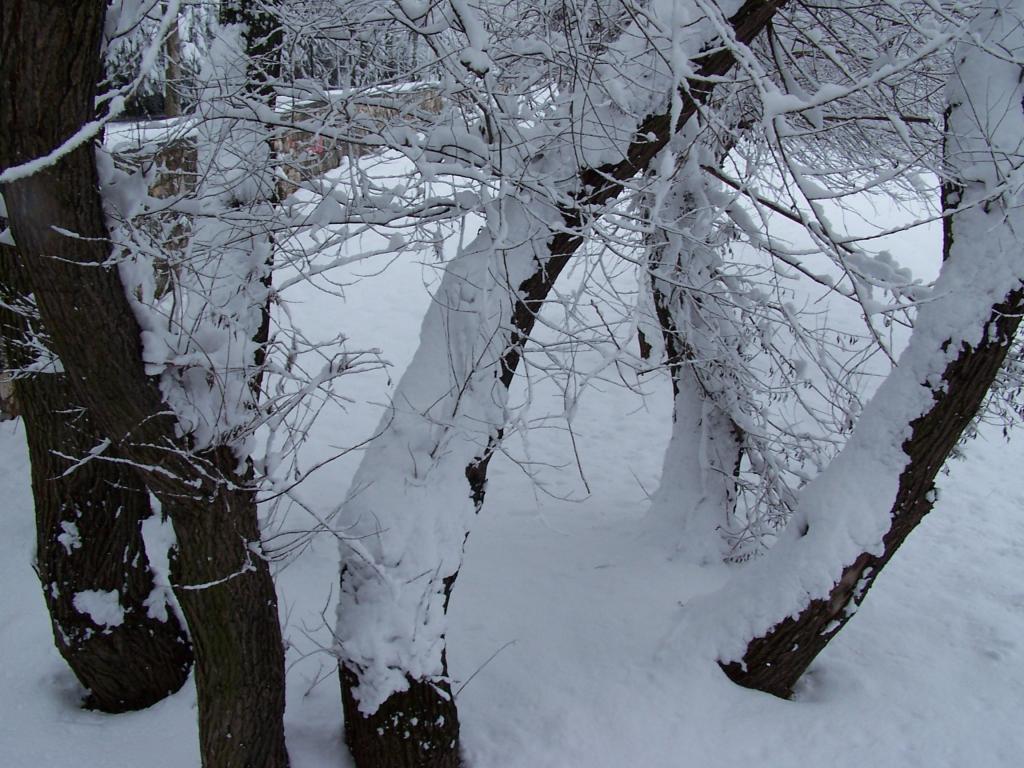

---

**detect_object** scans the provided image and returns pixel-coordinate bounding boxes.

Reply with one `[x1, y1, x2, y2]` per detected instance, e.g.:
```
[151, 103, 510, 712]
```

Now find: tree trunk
[648, 291, 743, 562]
[0, 244, 192, 712]
[168, 468, 289, 768]
[721, 288, 1023, 697]
[719, 3, 1024, 697]
[1, 2, 289, 764]
[162, 1, 182, 117]
[22, 371, 196, 709]
[0, 373, 15, 418]
[221, 0, 283, 103]
[643, 165, 744, 563]
[217, 0, 282, 382]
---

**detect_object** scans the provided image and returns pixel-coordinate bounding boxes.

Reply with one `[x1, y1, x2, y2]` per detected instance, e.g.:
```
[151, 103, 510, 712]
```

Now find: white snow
[56, 521, 82, 555]
[4, 3, 1024, 765]
[72, 589, 125, 628]
[110, 21, 275, 458]
[2, 165, 1023, 764]
[140, 504, 181, 625]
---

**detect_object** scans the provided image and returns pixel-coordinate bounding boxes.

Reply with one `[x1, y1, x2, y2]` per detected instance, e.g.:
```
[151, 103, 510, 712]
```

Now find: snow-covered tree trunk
[335, 3, 785, 765]
[643, 155, 743, 564]
[0, 2, 288, 765]
[694, 0, 1024, 698]
[162, 1, 182, 117]
[0, 241, 192, 712]
[336, 193, 556, 768]
[213, 0, 281, 386]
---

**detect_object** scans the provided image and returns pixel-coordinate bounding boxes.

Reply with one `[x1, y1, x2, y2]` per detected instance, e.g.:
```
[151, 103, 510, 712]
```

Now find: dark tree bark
[338, 3, 786, 766]
[1, 2, 288, 765]
[0, 244, 192, 712]
[341, 663, 460, 768]
[168, 467, 290, 768]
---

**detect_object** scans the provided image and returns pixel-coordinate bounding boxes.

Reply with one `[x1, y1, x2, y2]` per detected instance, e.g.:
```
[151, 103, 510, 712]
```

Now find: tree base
[169, 479, 290, 768]
[340, 665, 461, 768]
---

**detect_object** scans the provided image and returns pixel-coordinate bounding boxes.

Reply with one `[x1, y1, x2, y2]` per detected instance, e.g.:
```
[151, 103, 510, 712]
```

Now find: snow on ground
[2, 181, 1022, 766]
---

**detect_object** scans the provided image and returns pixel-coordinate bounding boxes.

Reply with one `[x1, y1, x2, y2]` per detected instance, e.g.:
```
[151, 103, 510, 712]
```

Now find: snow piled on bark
[556, 0, 737, 168]
[336, 193, 559, 713]
[671, 0, 1024, 666]
[110, 22, 272, 456]
[72, 589, 125, 628]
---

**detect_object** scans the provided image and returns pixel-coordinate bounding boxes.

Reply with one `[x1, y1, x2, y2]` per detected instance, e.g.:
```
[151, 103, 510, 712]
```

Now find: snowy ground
[2, 183, 1023, 767]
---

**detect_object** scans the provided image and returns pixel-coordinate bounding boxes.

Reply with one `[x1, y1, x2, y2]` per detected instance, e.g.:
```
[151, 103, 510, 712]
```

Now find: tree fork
[501, 0, 788, 393]
[3, 96, 293, 768]
[459, 0, 783, 559]
[338, 3, 786, 765]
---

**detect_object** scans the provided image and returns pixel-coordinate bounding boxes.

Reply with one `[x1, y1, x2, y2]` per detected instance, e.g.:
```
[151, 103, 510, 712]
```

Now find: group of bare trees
[2, 1, 1023, 767]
